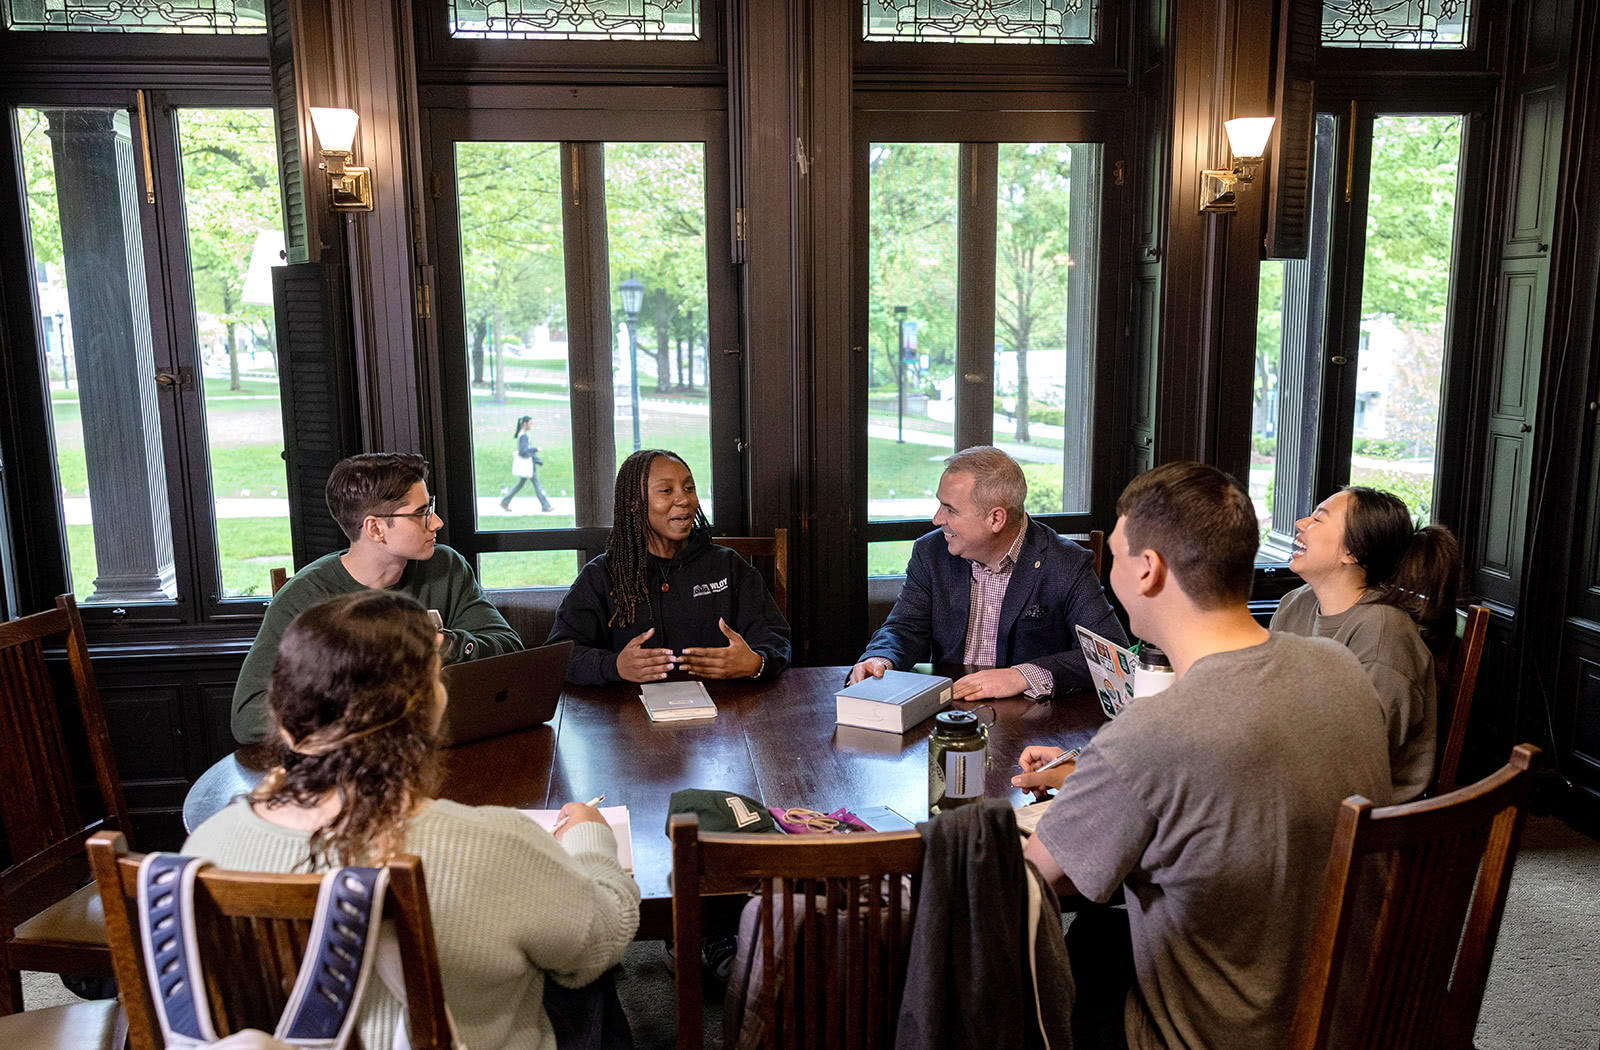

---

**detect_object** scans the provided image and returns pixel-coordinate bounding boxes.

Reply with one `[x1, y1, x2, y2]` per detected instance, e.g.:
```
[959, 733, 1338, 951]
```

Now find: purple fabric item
[767, 807, 874, 835]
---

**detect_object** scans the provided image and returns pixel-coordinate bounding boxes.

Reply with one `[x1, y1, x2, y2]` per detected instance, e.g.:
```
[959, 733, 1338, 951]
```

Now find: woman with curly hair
[548, 448, 790, 686]
[1271, 486, 1462, 801]
[184, 590, 638, 1050]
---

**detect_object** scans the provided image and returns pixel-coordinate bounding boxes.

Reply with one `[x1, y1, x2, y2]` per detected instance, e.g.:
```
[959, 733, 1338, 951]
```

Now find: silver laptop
[436, 640, 571, 748]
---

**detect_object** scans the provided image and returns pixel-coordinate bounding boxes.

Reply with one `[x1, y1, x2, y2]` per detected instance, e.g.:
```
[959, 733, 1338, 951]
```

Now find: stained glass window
[450, 0, 698, 40]
[1322, 0, 1471, 49]
[3, 0, 265, 33]
[864, 0, 1097, 45]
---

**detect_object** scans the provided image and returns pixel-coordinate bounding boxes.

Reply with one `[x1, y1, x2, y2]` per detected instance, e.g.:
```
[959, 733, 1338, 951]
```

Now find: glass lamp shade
[309, 107, 360, 154]
[1223, 117, 1276, 161]
[619, 276, 645, 317]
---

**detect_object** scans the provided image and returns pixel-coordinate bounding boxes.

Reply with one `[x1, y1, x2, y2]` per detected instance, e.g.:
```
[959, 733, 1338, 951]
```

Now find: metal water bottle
[928, 709, 988, 815]
[1134, 642, 1177, 697]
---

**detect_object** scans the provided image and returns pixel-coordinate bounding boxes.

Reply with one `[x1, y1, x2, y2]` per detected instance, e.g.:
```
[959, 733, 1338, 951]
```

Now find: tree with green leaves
[995, 143, 1078, 443]
[176, 109, 284, 390]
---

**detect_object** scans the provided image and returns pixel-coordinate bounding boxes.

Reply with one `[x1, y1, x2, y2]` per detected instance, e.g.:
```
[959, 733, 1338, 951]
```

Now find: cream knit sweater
[183, 798, 640, 1050]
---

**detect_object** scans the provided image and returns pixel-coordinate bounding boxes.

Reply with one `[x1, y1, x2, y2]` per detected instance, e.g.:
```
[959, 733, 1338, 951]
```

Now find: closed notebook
[835, 670, 952, 733]
[639, 680, 718, 721]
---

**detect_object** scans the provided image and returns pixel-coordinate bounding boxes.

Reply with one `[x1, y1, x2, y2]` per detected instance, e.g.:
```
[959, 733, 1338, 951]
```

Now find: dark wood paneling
[97, 684, 183, 783]
[1565, 626, 1600, 784]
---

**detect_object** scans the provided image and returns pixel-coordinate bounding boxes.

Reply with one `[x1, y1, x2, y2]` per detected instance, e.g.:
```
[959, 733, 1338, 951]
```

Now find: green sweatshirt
[184, 799, 639, 1050]
[230, 545, 523, 743]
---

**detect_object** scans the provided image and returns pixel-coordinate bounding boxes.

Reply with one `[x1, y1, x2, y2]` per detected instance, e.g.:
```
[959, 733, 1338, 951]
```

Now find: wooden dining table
[184, 665, 1106, 936]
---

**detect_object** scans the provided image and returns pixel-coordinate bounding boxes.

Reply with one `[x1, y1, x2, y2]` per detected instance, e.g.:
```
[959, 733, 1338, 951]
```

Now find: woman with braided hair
[1271, 486, 1463, 801]
[184, 590, 639, 1050]
[549, 448, 790, 685]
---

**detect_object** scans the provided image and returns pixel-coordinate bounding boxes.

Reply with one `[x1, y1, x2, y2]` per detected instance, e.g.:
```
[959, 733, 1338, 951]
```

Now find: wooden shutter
[272, 263, 357, 568]
[266, 0, 313, 265]
[1266, 0, 1320, 259]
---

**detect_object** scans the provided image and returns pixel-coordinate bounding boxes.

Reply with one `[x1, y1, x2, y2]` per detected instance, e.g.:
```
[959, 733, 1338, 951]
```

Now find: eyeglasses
[385, 496, 436, 523]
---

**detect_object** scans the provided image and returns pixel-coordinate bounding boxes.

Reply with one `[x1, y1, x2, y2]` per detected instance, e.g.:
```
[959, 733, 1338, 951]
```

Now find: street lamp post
[894, 305, 908, 443]
[55, 312, 69, 390]
[619, 275, 645, 452]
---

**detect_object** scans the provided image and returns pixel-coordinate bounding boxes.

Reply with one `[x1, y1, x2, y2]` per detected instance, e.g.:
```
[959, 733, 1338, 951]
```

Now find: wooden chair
[269, 567, 288, 596]
[1071, 529, 1105, 578]
[670, 814, 923, 1050]
[718, 528, 789, 619]
[1288, 743, 1539, 1050]
[0, 594, 128, 1015]
[88, 829, 453, 1050]
[1435, 604, 1490, 794]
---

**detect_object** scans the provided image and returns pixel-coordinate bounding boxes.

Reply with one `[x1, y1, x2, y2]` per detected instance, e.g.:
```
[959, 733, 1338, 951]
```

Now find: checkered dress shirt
[961, 518, 1053, 699]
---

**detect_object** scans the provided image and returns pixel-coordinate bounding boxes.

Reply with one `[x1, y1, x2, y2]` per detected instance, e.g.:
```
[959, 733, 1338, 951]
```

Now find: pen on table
[552, 795, 606, 832]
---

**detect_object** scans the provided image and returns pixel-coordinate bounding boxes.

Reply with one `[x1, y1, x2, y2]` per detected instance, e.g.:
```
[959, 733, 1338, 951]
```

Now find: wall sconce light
[1199, 116, 1276, 214]
[309, 107, 373, 212]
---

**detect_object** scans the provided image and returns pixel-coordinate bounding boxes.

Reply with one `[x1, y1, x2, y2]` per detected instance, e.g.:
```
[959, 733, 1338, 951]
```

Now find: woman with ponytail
[1271, 487, 1461, 801]
[184, 590, 638, 1050]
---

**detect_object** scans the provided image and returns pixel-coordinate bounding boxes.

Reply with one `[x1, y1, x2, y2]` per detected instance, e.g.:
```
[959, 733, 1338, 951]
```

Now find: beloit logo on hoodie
[692, 577, 730, 598]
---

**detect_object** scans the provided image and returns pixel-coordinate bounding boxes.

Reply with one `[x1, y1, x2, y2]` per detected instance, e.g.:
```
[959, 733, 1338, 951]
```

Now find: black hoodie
[547, 529, 791, 686]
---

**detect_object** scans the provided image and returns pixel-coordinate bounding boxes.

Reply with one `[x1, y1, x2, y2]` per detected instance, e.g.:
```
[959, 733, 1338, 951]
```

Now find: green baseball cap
[665, 788, 779, 835]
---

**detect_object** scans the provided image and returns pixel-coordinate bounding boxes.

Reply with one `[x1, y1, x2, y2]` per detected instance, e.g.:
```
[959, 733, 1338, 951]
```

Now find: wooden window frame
[1252, 87, 1494, 600]
[424, 99, 742, 588]
[852, 106, 1127, 567]
[0, 85, 285, 628]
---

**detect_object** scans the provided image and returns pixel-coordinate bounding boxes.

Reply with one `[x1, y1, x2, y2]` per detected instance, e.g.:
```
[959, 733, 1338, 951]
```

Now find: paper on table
[1013, 798, 1052, 836]
[521, 806, 634, 874]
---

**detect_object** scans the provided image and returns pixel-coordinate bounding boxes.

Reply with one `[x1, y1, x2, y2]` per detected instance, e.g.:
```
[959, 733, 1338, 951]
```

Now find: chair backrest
[670, 815, 923, 1050]
[1435, 604, 1490, 794]
[1071, 530, 1105, 578]
[1288, 743, 1539, 1050]
[0, 594, 129, 879]
[88, 830, 453, 1050]
[269, 568, 288, 596]
[718, 528, 789, 619]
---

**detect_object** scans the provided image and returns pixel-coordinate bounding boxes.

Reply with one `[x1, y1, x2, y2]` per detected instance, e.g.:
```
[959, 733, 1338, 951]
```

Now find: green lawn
[67, 516, 291, 603]
[51, 379, 999, 595]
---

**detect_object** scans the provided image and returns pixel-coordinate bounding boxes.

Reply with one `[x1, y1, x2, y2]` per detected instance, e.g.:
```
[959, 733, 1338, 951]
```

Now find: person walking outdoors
[502, 414, 554, 512]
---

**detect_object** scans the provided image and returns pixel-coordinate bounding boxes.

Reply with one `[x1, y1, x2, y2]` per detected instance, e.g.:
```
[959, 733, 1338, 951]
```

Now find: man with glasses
[230, 453, 522, 744]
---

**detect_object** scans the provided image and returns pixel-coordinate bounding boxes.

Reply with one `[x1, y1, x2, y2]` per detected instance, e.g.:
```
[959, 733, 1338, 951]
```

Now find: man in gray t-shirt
[1018, 464, 1391, 1050]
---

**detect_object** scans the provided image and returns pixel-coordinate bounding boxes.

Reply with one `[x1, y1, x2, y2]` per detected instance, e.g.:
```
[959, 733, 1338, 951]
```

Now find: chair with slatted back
[1435, 604, 1490, 795]
[88, 829, 454, 1050]
[1288, 743, 1539, 1050]
[1066, 529, 1105, 578]
[269, 567, 289, 596]
[0, 594, 128, 1016]
[717, 528, 789, 619]
[670, 814, 923, 1050]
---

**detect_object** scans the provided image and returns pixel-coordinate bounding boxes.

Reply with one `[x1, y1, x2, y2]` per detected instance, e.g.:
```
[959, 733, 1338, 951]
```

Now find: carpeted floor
[21, 815, 1599, 1048]
[1472, 815, 1600, 1050]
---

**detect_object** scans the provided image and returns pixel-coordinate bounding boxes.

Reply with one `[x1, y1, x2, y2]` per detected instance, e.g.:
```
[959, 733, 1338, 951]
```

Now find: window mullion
[144, 92, 215, 617]
[954, 142, 997, 449]
[561, 141, 617, 565]
[1317, 106, 1376, 498]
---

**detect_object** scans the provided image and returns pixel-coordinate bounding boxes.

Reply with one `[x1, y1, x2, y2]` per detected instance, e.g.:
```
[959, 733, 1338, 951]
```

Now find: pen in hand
[552, 795, 605, 833]
[1030, 748, 1082, 775]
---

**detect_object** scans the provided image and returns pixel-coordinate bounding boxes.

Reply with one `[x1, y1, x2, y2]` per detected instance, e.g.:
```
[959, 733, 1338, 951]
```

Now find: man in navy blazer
[849, 446, 1127, 700]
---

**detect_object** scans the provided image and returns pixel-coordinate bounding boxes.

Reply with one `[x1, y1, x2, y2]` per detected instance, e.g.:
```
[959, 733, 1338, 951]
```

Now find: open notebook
[520, 806, 635, 875]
